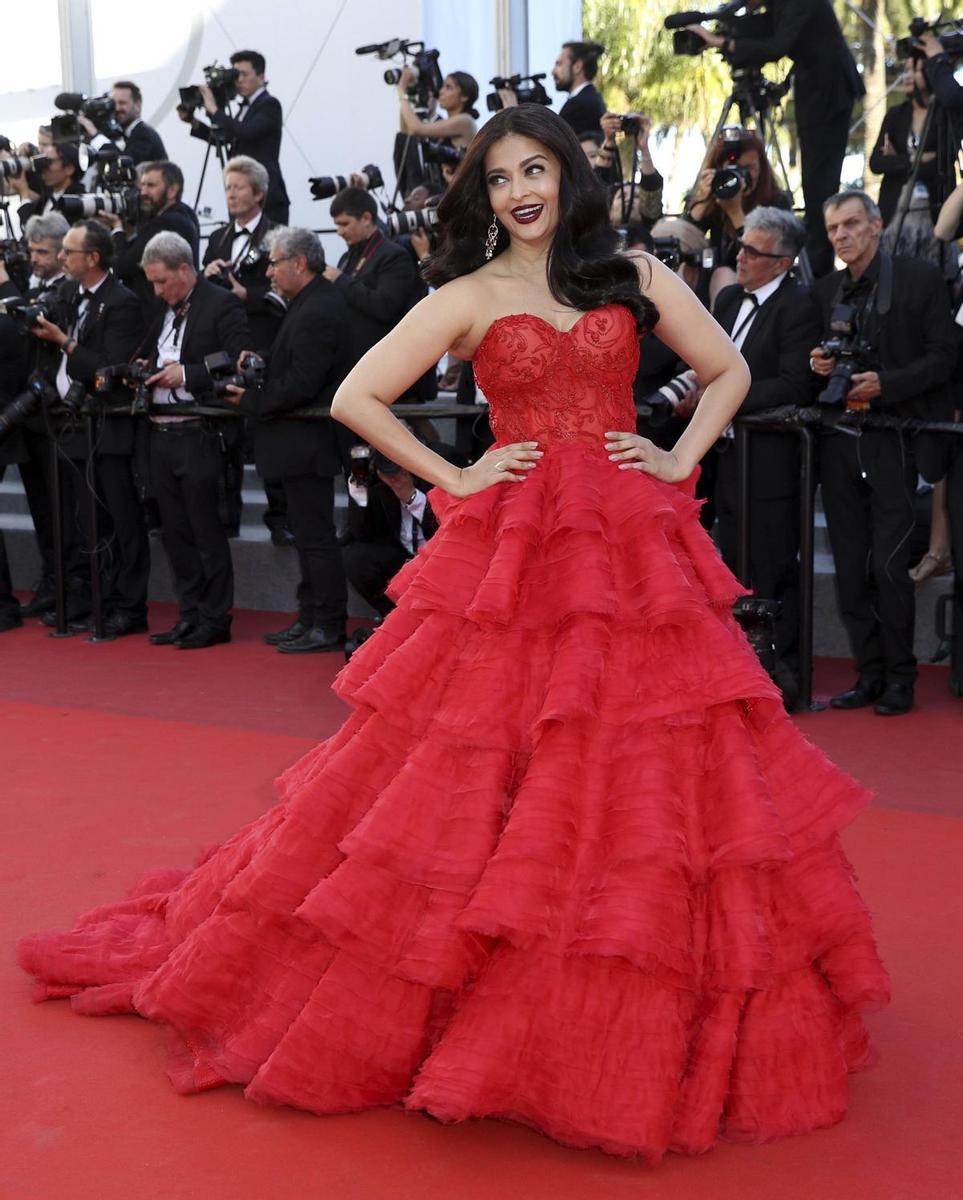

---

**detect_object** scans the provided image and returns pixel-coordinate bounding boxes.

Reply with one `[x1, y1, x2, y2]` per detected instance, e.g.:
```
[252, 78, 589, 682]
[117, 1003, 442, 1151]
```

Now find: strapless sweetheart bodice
[472, 303, 639, 446]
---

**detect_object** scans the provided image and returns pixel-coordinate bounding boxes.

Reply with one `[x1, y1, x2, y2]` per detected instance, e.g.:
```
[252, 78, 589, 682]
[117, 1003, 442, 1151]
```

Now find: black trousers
[18, 427, 56, 586]
[819, 429, 917, 685]
[91, 453, 151, 619]
[715, 451, 802, 669]
[283, 473, 346, 631]
[342, 540, 409, 618]
[0, 465, 19, 618]
[151, 424, 233, 629]
[799, 105, 852, 278]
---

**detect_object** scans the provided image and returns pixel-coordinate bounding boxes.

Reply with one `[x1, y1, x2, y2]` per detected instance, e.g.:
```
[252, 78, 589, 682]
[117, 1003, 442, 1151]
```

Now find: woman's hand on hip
[604, 431, 692, 484]
[451, 442, 542, 497]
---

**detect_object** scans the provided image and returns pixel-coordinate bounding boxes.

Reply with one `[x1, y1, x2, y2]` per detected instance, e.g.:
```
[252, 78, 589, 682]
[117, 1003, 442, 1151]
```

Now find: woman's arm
[397, 96, 476, 143]
[330, 284, 540, 497]
[606, 255, 749, 481]
[934, 180, 963, 242]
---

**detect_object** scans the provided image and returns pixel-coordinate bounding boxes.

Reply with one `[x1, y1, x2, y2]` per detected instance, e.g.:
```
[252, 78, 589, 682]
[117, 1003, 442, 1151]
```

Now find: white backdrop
[1, 0, 582, 260]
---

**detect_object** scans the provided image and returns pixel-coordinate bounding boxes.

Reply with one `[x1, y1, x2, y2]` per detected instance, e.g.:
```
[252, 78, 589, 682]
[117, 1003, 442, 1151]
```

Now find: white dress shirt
[55, 273, 108, 399]
[229, 212, 263, 266]
[151, 294, 197, 421]
[730, 271, 788, 351]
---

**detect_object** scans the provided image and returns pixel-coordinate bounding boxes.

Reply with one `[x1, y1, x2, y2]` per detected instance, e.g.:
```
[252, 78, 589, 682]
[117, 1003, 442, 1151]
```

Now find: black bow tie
[237, 97, 250, 109]
[79, 289, 94, 301]
[739, 289, 759, 306]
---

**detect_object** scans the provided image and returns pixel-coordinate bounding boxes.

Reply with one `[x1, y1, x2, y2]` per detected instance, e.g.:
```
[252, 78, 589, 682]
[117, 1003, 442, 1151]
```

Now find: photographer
[80, 80, 166, 166]
[181, 50, 290, 224]
[228, 228, 351, 654]
[688, 126, 790, 303]
[869, 53, 940, 227]
[397, 70, 479, 149]
[140, 231, 250, 649]
[31, 219, 148, 637]
[112, 161, 200, 311]
[0, 212, 69, 616]
[325, 188, 429, 389]
[0, 310, 27, 632]
[918, 28, 963, 111]
[810, 191, 957, 715]
[686, 0, 863, 277]
[552, 41, 606, 136]
[9, 141, 83, 222]
[712, 208, 821, 709]
[342, 447, 439, 618]
[599, 112, 663, 221]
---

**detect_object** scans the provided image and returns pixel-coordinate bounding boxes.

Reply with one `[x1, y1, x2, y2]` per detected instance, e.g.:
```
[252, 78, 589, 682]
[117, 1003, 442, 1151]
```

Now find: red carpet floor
[3, 606, 962, 1200]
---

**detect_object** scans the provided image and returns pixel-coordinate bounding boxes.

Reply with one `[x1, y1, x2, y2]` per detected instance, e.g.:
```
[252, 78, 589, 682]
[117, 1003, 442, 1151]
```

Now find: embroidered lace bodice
[472, 303, 640, 446]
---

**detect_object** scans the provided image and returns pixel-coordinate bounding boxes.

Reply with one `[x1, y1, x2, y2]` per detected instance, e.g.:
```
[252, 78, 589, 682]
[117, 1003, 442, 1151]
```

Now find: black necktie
[730, 291, 759, 344]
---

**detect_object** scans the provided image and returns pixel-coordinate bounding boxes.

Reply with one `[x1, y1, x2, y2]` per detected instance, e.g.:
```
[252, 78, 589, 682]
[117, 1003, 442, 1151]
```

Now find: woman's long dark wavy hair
[423, 106, 658, 336]
[699, 128, 781, 227]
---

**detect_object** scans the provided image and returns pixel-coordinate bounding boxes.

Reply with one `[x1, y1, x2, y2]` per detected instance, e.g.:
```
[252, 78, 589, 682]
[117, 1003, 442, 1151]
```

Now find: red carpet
[3, 609, 962, 1199]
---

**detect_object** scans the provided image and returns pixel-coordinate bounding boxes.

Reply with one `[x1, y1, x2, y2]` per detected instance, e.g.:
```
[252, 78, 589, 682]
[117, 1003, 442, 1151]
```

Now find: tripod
[891, 95, 963, 250]
[192, 114, 233, 213]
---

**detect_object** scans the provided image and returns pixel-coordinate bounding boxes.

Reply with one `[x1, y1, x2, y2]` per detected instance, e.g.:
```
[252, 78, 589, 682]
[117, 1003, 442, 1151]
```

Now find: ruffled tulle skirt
[17, 442, 890, 1163]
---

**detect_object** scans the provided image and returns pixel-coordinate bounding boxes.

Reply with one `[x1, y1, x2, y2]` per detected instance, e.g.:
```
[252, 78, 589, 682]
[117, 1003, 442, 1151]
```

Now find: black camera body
[487, 74, 552, 112]
[178, 63, 240, 114]
[711, 125, 749, 200]
[817, 304, 877, 408]
[373, 41, 444, 108]
[93, 361, 153, 415]
[651, 236, 709, 272]
[896, 16, 963, 60]
[204, 350, 266, 397]
[421, 140, 464, 168]
[309, 164, 383, 201]
[668, 3, 771, 56]
[0, 239, 31, 293]
[0, 288, 66, 331]
[0, 371, 58, 439]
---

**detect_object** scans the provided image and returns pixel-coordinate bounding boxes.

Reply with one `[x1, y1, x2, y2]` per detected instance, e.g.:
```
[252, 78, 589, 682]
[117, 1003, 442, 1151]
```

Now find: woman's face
[900, 59, 928, 96]
[484, 133, 561, 248]
[439, 76, 463, 113]
[737, 149, 761, 195]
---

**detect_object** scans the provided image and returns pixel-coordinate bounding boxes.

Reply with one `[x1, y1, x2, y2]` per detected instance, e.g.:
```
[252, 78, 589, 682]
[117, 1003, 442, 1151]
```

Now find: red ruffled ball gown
[18, 303, 890, 1162]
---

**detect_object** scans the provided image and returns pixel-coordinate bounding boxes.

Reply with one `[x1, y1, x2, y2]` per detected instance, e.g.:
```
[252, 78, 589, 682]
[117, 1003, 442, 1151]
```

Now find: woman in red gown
[18, 107, 889, 1163]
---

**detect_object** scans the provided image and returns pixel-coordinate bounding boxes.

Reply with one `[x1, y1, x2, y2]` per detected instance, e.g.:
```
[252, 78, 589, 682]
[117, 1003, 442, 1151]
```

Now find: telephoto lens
[385, 208, 439, 237]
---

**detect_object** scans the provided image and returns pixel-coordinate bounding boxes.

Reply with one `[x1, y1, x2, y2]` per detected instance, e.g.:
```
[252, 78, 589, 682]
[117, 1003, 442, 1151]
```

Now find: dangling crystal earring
[484, 215, 498, 260]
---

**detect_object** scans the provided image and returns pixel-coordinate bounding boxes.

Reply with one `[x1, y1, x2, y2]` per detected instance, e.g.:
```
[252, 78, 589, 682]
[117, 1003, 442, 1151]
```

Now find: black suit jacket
[0, 314, 27, 465]
[246, 275, 350, 480]
[121, 121, 167, 165]
[558, 84, 606, 137]
[60, 273, 145, 456]
[347, 479, 440, 551]
[713, 276, 822, 498]
[202, 215, 282, 352]
[143, 276, 250, 399]
[191, 92, 290, 212]
[868, 102, 940, 226]
[17, 181, 85, 225]
[115, 203, 201, 312]
[727, 0, 863, 129]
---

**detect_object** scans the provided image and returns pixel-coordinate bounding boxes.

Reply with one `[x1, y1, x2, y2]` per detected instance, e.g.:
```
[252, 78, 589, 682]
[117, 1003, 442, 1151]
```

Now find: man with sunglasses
[710, 207, 821, 710]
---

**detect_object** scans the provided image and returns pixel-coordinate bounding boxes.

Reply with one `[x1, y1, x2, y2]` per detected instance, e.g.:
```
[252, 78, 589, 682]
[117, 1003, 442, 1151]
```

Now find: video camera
[204, 350, 267, 397]
[665, 1, 766, 56]
[896, 16, 963, 60]
[178, 63, 240, 114]
[817, 304, 877, 410]
[385, 208, 439, 238]
[52, 91, 124, 141]
[356, 39, 444, 109]
[486, 74, 552, 112]
[309, 164, 384, 202]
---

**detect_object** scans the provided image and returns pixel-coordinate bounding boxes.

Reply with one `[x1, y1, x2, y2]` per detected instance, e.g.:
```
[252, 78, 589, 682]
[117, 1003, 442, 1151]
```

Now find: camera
[0, 239, 31, 292]
[651, 236, 714, 273]
[0, 371, 57, 439]
[93, 361, 153, 415]
[642, 368, 699, 428]
[0, 153, 49, 181]
[178, 63, 240, 113]
[348, 443, 372, 486]
[56, 188, 140, 224]
[0, 288, 64, 330]
[309, 164, 383, 201]
[86, 144, 137, 188]
[356, 39, 444, 108]
[817, 304, 876, 410]
[896, 16, 963, 60]
[616, 114, 642, 136]
[665, 2, 764, 56]
[421, 140, 464, 168]
[52, 91, 124, 142]
[385, 208, 440, 237]
[204, 350, 267, 397]
[710, 125, 749, 200]
[486, 74, 552, 112]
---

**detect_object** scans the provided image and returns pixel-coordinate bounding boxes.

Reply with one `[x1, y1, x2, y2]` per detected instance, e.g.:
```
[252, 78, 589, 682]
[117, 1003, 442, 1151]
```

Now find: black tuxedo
[246, 276, 350, 631]
[115, 202, 200, 313]
[727, 0, 863, 275]
[558, 84, 606, 137]
[868, 102, 940, 226]
[812, 254, 957, 688]
[202, 215, 281, 352]
[712, 276, 822, 673]
[118, 120, 166, 165]
[334, 234, 434, 400]
[191, 92, 290, 223]
[145, 277, 250, 631]
[17, 181, 84, 225]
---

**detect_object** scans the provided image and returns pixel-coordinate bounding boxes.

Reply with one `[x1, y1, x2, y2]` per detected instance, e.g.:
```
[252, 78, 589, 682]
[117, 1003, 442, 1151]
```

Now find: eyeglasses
[734, 239, 787, 261]
[61, 247, 89, 256]
[267, 256, 291, 267]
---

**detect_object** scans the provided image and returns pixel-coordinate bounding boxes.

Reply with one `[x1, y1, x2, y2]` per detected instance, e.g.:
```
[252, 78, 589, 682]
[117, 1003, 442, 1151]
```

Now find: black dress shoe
[41, 597, 91, 627]
[830, 679, 885, 709]
[270, 526, 296, 548]
[150, 620, 195, 646]
[263, 618, 308, 646]
[277, 627, 345, 654]
[875, 682, 914, 716]
[0, 610, 24, 632]
[21, 590, 55, 617]
[175, 624, 232, 650]
[94, 613, 149, 641]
